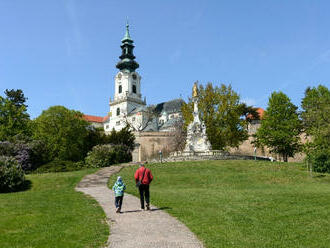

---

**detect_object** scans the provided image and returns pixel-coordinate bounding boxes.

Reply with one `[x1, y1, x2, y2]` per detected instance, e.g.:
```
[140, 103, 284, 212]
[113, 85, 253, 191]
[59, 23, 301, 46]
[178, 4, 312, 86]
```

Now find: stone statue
[184, 82, 212, 153]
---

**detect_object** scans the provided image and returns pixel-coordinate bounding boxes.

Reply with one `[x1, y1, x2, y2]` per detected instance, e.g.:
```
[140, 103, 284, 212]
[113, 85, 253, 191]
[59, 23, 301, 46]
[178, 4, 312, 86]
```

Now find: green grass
[0, 169, 108, 248]
[109, 160, 330, 248]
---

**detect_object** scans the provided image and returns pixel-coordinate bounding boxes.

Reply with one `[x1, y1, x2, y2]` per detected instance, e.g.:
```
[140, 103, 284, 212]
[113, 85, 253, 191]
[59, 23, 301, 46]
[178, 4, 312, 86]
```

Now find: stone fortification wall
[131, 130, 308, 163]
[132, 131, 176, 162]
[229, 135, 307, 162]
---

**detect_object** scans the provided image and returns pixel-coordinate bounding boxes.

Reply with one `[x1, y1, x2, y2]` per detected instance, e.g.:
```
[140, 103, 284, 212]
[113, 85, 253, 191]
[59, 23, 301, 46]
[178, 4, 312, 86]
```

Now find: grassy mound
[109, 160, 330, 248]
[0, 169, 108, 248]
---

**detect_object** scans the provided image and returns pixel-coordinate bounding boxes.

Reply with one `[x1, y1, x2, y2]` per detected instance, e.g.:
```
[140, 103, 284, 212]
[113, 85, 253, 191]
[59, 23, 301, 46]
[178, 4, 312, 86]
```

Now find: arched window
[132, 85, 136, 94]
[119, 85, 122, 94]
[116, 108, 120, 116]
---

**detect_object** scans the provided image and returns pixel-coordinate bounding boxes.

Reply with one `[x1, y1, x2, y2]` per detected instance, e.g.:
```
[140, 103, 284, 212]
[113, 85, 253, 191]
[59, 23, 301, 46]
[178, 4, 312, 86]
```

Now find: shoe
[141, 206, 144, 211]
[146, 204, 150, 211]
[116, 207, 120, 213]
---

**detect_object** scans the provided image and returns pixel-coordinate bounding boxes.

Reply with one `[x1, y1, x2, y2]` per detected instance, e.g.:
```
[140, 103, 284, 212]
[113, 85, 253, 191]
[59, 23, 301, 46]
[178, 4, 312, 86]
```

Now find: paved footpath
[76, 163, 204, 248]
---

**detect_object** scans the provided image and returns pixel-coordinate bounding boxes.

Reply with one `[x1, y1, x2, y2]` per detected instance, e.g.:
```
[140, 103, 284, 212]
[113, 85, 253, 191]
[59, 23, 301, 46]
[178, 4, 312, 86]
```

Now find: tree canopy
[33, 105, 91, 161]
[182, 83, 250, 150]
[0, 89, 31, 141]
[254, 91, 302, 162]
[301, 85, 330, 172]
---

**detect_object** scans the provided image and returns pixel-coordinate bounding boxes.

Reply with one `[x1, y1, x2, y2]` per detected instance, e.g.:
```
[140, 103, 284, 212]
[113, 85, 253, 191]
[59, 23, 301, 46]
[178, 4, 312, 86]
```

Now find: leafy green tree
[0, 89, 31, 141]
[4, 89, 27, 108]
[105, 126, 135, 152]
[301, 85, 330, 172]
[182, 83, 248, 150]
[239, 103, 260, 128]
[254, 91, 302, 162]
[33, 106, 91, 161]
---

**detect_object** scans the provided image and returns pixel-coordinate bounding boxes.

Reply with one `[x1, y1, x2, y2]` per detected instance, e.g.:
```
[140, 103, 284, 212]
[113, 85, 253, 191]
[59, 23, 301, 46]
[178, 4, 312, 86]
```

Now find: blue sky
[0, 0, 329, 118]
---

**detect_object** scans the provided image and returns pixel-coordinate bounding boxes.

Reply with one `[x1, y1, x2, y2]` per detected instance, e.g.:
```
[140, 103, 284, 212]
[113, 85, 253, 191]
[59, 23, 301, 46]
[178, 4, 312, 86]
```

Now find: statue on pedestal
[184, 82, 212, 153]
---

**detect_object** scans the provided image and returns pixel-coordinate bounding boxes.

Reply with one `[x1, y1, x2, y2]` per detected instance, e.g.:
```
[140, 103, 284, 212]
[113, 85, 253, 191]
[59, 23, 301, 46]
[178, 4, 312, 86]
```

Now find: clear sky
[0, 0, 329, 118]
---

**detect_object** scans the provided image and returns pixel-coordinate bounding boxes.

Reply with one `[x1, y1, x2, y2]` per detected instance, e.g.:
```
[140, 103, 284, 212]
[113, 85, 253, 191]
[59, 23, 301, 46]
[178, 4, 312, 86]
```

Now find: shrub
[34, 160, 86, 173]
[85, 144, 131, 168]
[27, 139, 50, 168]
[0, 156, 25, 193]
[307, 148, 330, 173]
[0, 138, 49, 172]
[0, 141, 12, 155]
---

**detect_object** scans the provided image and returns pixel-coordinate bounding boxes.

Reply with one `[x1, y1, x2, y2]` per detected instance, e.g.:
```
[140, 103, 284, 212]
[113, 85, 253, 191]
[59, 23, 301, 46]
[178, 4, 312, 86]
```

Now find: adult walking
[135, 163, 153, 210]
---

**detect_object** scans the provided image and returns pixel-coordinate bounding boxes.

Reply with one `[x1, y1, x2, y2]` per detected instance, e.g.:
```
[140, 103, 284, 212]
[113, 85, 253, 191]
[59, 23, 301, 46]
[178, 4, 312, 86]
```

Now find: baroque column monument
[184, 82, 212, 153]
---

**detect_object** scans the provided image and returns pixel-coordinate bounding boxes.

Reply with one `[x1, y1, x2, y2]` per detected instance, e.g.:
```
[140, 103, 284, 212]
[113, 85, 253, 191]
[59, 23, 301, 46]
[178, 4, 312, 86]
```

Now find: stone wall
[132, 128, 308, 163]
[229, 134, 308, 162]
[132, 131, 176, 162]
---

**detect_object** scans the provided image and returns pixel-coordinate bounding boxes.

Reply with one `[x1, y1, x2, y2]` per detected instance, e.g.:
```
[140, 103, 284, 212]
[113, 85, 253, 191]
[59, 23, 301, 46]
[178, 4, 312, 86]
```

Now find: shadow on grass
[151, 207, 171, 212]
[313, 174, 326, 178]
[0, 180, 32, 194]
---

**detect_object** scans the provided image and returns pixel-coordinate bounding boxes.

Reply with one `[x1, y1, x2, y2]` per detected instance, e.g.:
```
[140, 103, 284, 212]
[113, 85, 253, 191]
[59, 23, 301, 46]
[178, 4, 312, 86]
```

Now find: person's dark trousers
[115, 196, 123, 209]
[138, 184, 150, 209]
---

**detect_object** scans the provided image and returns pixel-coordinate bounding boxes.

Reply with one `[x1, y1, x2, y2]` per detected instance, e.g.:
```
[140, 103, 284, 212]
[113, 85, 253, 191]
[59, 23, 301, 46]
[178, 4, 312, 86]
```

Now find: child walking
[112, 176, 126, 213]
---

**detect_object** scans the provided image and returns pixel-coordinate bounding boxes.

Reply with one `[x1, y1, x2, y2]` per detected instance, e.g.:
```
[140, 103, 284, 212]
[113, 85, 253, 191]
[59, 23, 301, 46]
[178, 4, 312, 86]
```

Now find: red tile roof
[83, 114, 109, 123]
[247, 108, 265, 120]
[256, 108, 265, 119]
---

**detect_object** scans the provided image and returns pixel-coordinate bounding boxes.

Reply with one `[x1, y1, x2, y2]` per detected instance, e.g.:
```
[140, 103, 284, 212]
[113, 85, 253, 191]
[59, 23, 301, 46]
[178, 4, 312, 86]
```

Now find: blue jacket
[112, 180, 126, 197]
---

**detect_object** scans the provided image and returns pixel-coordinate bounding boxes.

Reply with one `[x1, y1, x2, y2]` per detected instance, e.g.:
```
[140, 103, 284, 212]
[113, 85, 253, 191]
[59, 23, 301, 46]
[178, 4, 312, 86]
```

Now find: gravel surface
[76, 164, 204, 248]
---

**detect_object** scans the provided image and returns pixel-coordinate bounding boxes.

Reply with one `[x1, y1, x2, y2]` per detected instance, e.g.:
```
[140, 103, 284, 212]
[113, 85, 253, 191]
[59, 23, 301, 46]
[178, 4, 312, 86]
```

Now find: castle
[83, 23, 183, 133]
[83, 24, 305, 163]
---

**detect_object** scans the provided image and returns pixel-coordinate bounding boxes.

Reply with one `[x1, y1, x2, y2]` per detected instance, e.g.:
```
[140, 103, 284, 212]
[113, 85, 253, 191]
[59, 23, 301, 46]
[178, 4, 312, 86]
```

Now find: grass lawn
[0, 169, 108, 248]
[109, 160, 330, 248]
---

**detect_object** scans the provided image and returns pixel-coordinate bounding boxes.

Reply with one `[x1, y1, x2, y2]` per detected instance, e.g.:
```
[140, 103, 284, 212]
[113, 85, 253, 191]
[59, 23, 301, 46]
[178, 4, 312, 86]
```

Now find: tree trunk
[283, 154, 288, 162]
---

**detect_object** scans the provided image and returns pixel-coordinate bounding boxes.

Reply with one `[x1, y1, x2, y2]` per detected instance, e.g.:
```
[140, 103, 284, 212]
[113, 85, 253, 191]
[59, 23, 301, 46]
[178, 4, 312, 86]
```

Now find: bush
[0, 141, 12, 155]
[307, 149, 330, 173]
[85, 144, 131, 168]
[0, 142, 32, 171]
[0, 156, 25, 193]
[0, 138, 49, 172]
[34, 160, 86, 173]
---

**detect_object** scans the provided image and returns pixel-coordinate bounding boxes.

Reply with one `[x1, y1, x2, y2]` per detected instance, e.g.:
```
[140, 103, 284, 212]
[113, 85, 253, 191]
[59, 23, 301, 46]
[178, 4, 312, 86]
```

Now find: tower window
[119, 85, 122, 94]
[116, 108, 120, 116]
[132, 85, 136, 94]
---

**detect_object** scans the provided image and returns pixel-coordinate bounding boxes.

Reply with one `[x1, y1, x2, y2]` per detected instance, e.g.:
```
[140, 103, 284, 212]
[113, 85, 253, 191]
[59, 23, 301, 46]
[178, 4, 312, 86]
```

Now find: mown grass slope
[0, 169, 108, 248]
[109, 160, 330, 248]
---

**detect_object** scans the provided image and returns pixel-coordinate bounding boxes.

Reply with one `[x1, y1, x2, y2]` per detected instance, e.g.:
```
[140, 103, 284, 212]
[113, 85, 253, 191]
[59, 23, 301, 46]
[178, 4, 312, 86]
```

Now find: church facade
[83, 23, 183, 134]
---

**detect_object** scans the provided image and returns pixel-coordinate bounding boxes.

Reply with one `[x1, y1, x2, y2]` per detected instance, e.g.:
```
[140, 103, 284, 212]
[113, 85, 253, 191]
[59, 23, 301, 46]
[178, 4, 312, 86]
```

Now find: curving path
[76, 163, 204, 248]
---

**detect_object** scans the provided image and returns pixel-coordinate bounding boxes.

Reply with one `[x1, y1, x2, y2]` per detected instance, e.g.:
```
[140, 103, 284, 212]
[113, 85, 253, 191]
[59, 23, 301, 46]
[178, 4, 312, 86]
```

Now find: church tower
[105, 23, 146, 131]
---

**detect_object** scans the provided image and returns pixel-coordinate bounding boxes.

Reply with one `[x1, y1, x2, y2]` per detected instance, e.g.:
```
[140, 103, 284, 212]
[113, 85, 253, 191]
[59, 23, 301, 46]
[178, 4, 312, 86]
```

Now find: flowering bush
[0, 139, 48, 172]
[0, 156, 25, 193]
[85, 144, 131, 168]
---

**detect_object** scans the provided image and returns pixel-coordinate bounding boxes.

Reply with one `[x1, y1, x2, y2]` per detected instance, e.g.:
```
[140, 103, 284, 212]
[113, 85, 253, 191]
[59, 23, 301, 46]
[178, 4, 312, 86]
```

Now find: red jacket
[134, 167, 153, 185]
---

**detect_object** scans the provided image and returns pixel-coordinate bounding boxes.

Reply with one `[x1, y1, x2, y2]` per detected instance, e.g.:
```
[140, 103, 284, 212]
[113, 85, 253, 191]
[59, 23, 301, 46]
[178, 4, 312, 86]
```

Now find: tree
[33, 106, 91, 161]
[105, 126, 135, 152]
[122, 106, 157, 131]
[238, 103, 260, 128]
[4, 89, 27, 108]
[254, 91, 302, 162]
[171, 118, 187, 151]
[182, 83, 248, 150]
[301, 85, 330, 172]
[0, 89, 31, 141]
